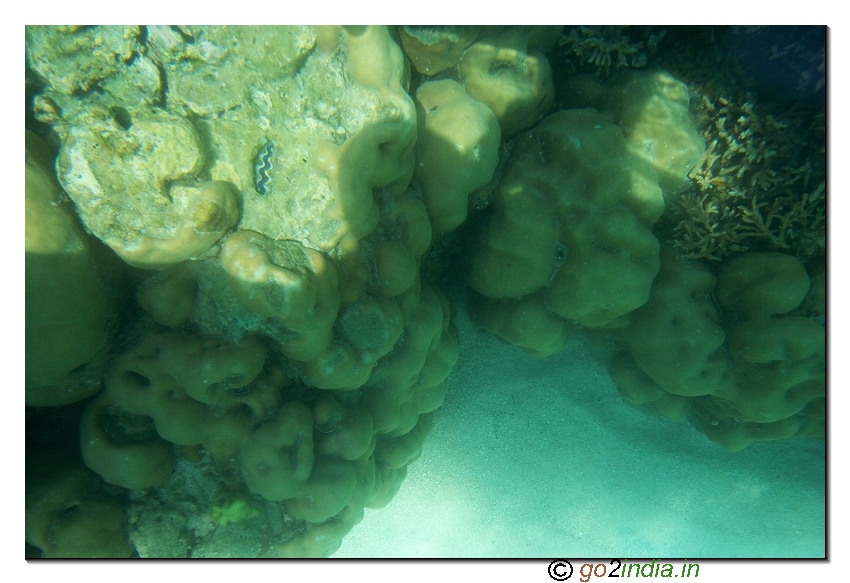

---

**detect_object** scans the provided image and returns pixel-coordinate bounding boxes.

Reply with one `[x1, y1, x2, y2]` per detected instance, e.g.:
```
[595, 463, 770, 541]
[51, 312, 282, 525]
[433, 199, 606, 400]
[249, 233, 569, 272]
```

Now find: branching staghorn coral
[558, 26, 666, 77]
[665, 92, 824, 262]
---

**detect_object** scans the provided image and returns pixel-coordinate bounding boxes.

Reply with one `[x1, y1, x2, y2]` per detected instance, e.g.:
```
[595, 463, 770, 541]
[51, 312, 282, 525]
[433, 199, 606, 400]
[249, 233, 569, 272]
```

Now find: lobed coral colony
[25, 25, 825, 558]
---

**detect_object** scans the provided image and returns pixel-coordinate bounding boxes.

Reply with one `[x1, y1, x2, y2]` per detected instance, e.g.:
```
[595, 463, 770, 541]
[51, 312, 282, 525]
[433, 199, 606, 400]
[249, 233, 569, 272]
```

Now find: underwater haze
[25, 25, 826, 560]
[336, 292, 826, 557]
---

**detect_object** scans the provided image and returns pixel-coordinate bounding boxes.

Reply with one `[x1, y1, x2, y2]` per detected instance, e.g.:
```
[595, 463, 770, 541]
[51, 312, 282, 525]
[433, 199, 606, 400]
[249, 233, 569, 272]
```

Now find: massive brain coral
[459, 67, 704, 356]
[27, 24, 458, 557]
[457, 26, 559, 137]
[608, 249, 825, 451]
[559, 68, 707, 195]
[461, 107, 666, 351]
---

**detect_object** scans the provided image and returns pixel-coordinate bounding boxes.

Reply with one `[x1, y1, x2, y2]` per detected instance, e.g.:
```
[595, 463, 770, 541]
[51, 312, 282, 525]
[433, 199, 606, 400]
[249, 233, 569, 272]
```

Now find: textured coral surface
[25, 25, 825, 558]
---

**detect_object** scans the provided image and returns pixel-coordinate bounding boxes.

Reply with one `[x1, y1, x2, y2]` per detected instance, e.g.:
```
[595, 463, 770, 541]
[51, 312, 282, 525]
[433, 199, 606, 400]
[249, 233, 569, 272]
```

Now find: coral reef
[28, 25, 412, 259]
[461, 68, 704, 356]
[24, 25, 825, 558]
[457, 26, 559, 138]
[27, 24, 458, 558]
[663, 92, 825, 262]
[412, 79, 501, 234]
[463, 107, 664, 328]
[608, 249, 825, 451]
[557, 26, 666, 77]
[397, 26, 481, 76]
[559, 68, 706, 194]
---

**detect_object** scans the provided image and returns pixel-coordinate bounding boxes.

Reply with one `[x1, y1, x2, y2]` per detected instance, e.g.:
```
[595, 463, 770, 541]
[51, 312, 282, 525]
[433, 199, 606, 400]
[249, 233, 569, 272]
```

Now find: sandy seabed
[335, 290, 826, 559]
